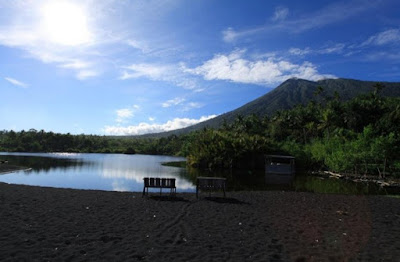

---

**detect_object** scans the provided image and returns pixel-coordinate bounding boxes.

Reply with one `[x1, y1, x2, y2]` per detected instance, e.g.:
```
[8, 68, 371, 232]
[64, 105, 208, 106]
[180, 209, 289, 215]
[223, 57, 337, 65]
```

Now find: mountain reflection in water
[0, 153, 389, 195]
[0, 153, 194, 192]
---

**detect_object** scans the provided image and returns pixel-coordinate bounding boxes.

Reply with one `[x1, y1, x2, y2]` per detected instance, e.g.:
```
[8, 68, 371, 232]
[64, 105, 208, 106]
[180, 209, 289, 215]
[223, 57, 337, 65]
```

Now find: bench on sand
[196, 177, 226, 198]
[143, 177, 176, 196]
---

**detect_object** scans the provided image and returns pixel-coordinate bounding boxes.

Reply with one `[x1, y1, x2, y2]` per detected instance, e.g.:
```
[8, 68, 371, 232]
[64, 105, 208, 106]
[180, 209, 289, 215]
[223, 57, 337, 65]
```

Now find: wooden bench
[196, 177, 226, 198]
[143, 177, 176, 196]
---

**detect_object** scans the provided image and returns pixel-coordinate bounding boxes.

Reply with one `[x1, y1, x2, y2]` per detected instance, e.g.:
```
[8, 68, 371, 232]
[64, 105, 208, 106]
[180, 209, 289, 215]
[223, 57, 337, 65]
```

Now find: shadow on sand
[148, 195, 190, 202]
[203, 197, 250, 205]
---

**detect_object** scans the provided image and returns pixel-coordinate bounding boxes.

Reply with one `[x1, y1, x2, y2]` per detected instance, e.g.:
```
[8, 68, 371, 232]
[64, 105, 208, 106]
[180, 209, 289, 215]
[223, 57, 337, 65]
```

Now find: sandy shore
[0, 182, 399, 262]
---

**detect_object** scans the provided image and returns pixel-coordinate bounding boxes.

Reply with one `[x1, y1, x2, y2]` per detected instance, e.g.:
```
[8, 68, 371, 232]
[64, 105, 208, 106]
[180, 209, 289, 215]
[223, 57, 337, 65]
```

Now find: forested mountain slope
[138, 78, 400, 138]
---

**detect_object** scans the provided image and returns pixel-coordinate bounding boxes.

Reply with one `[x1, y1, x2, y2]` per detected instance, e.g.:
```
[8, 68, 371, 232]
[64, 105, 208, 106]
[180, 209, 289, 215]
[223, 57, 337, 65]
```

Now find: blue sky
[1, 0, 400, 135]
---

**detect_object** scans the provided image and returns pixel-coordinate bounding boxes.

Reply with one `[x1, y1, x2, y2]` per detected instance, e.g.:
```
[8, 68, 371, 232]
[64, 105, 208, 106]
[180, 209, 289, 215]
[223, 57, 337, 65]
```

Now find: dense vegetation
[0, 130, 186, 156]
[1, 84, 399, 177]
[186, 85, 400, 177]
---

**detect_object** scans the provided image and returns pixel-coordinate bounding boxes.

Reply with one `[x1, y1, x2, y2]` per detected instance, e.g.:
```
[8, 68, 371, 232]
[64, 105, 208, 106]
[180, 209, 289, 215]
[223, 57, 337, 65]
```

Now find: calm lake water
[0, 152, 193, 192]
[0, 152, 388, 195]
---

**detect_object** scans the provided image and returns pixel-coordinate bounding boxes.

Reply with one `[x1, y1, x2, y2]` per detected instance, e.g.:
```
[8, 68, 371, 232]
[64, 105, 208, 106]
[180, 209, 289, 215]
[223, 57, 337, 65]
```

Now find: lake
[0, 152, 388, 195]
[0, 152, 194, 192]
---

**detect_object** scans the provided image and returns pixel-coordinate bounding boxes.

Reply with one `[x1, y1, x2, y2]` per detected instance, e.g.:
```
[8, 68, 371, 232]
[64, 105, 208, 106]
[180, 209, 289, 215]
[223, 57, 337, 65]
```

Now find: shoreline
[0, 163, 31, 175]
[0, 182, 399, 261]
[311, 170, 400, 193]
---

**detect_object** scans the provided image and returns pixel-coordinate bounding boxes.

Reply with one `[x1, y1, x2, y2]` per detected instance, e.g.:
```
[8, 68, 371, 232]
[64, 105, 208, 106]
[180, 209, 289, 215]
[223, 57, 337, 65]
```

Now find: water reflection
[99, 155, 194, 190]
[0, 153, 86, 173]
[293, 175, 384, 195]
[0, 153, 388, 195]
[0, 153, 195, 192]
[186, 167, 386, 195]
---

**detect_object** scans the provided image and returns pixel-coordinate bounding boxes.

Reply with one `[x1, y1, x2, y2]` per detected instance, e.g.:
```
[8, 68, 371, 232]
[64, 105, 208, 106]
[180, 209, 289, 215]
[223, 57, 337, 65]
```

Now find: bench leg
[142, 186, 146, 197]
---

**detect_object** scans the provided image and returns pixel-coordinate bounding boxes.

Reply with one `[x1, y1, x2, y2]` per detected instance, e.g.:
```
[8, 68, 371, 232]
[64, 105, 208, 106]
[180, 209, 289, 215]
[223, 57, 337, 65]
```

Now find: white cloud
[288, 0, 376, 32]
[115, 105, 140, 123]
[60, 60, 90, 69]
[103, 115, 218, 135]
[162, 97, 186, 108]
[222, 27, 262, 43]
[182, 102, 203, 112]
[0, 1, 201, 84]
[4, 77, 28, 88]
[162, 98, 204, 111]
[222, 0, 380, 42]
[319, 43, 345, 54]
[289, 43, 345, 56]
[0, 27, 99, 80]
[120, 63, 172, 80]
[222, 27, 239, 43]
[0, 1, 103, 80]
[116, 109, 133, 123]
[76, 70, 99, 80]
[288, 29, 400, 61]
[120, 63, 203, 91]
[289, 47, 311, 56]
[362, 29, 400, 46]
[185, 50, 336, 85]
[126, 39, 150, 53]
[272, 7, 289, 22]
[363, 52, 400, 61]
[27, 49, 99, 80]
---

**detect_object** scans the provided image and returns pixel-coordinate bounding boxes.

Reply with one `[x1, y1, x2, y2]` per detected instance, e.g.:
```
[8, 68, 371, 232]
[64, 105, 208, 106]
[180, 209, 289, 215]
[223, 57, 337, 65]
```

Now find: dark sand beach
[1, 181, 399, 262]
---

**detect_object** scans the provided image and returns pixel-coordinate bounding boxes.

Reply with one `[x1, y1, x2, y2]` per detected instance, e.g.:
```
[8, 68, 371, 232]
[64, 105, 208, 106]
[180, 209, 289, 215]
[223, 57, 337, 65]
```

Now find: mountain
[138, 78, 400, 138]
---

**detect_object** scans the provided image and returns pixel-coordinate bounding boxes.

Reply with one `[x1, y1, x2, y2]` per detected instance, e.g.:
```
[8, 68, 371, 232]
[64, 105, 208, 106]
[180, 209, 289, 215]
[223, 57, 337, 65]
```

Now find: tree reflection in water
[0, 154, 87, 174]
[182, 167, 386, 195]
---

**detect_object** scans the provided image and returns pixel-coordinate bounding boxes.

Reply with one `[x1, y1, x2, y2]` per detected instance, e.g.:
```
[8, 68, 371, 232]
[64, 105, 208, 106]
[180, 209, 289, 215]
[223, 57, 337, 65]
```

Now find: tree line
[186, 85, 400, 177]
[1, 85, 399, 177]
[0, 130, 186, 156]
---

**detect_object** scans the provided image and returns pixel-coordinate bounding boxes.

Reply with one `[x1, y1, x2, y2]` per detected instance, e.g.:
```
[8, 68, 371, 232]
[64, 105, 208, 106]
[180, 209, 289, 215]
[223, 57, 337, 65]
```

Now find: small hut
[265, 155, 295, 184]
